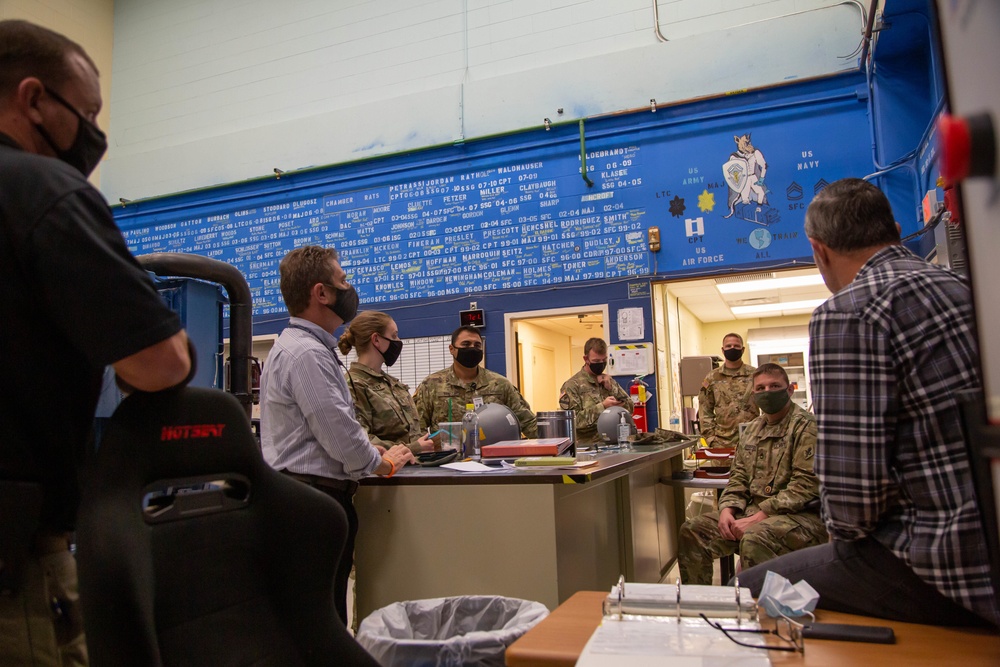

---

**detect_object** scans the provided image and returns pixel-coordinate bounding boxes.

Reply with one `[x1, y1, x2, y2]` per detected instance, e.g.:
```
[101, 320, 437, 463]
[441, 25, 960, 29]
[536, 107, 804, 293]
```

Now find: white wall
[701, 314, 812, 360]
[103, 0, 867, 202]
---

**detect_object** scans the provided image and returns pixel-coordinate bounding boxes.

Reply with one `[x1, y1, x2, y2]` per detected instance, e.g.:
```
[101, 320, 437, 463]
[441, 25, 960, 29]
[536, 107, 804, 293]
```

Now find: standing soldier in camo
[698, 332, 758, 447]
[339, 311, 435, 455]
[558, 337, 633, 448]
[678, 363, 826, 584]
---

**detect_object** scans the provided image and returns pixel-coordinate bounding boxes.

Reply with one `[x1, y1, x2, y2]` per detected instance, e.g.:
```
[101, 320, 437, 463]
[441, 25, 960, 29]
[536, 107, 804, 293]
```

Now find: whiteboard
[340, 335, 452, 394]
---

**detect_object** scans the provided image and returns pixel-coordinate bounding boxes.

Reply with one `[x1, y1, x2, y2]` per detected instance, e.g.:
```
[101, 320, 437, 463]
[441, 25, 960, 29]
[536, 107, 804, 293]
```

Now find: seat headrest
[94, 387, 260, 487]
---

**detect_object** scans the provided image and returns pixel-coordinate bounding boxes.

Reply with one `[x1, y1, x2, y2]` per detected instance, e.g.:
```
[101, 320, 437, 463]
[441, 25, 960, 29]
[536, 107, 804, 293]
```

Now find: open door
[506, 305, 610, 413]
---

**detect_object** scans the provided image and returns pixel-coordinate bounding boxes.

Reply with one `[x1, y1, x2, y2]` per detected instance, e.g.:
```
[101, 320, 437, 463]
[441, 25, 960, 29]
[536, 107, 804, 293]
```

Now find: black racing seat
[76, 386, 378, 666]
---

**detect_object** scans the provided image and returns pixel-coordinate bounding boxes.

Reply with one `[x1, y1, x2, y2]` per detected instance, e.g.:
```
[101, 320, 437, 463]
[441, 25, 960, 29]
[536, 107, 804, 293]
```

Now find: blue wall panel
[868, 0, 945, 258]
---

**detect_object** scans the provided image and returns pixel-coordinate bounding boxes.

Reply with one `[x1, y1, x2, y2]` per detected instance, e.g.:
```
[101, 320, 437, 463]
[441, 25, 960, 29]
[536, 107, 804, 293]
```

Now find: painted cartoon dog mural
[723, 133, 779, 225]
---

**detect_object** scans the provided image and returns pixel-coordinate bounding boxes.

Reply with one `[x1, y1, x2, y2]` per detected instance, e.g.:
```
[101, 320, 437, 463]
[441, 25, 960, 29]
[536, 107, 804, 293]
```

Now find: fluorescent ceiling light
[717, 274, 826, 294]
[730, 299, 827, 315]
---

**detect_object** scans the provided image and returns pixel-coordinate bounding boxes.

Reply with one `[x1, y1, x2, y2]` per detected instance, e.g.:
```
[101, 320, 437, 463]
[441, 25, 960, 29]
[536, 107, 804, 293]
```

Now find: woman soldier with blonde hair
[339, 311, 434, 454]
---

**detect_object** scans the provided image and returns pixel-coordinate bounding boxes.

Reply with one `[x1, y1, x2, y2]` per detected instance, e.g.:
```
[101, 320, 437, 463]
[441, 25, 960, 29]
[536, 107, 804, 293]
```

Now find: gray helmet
[475, 403, 521, 445]
[596, 406, 636, 443]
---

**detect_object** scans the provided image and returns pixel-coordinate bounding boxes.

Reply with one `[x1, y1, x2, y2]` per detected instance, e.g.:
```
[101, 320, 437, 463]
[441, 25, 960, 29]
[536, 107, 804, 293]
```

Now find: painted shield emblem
[723, 157, 749, 191]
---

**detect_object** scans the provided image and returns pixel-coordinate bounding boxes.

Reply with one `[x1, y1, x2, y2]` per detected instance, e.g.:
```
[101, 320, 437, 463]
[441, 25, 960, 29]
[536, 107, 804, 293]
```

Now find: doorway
[505, 305, 610, 413]
[651, 268, 829, 429]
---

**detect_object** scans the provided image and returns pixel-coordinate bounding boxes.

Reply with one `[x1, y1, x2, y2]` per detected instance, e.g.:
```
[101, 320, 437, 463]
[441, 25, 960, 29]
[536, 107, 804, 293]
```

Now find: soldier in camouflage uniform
[558, 337, 633, 447]
[413, 326, 537, 437]
[346, 363, 428, 454]
[338, 311, 433, 455]
[678, 363, 826, 584]
[698, 333, 758, 447]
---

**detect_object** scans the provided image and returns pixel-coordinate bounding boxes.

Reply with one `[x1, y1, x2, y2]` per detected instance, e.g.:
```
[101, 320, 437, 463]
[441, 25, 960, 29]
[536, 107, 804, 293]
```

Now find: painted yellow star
[698, 189, 715, 213]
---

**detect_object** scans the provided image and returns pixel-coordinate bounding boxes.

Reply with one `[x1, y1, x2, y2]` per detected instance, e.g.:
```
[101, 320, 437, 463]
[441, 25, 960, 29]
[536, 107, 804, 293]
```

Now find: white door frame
[503, 304, 611, 380]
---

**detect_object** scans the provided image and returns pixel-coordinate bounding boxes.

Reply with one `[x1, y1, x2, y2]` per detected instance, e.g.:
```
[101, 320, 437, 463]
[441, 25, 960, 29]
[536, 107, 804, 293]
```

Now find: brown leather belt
[281, 470, 359, 495]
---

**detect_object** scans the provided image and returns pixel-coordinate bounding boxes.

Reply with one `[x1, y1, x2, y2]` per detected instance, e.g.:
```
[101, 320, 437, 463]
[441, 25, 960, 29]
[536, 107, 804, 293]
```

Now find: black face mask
[325, 283, 359, 323]
[723, 348, 744, 362]
[455, 347, 483, 369]
[378, 336, 403, 367]
[588, 361, 607, 375]
[35, 86, 107, 177]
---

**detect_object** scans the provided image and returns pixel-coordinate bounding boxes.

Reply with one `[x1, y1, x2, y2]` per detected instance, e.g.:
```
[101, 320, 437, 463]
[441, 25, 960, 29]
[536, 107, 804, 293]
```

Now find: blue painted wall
[868, 0, 947, 258]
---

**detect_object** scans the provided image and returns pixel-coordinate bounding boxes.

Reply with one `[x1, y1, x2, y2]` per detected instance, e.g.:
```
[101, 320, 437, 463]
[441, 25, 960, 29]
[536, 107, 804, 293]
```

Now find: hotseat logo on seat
[161, 424, 226, 440]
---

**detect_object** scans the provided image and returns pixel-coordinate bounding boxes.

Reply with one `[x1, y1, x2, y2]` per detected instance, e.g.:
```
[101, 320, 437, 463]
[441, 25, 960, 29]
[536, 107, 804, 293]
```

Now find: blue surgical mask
[758, 571, 819, 618]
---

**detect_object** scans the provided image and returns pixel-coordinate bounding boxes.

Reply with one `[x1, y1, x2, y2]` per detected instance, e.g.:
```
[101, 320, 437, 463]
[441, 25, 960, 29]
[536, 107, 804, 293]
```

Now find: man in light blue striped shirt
[261, 245, 414, 625]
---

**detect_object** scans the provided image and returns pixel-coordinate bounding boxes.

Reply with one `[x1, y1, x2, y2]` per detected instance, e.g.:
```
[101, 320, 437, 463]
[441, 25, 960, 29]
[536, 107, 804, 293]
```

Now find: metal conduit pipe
[652, 0, 668, 42]
[138, 253, 254, 419]
[652, 1, 867, 58]
[579, 120, 595, 187]
[858, 0, 880, 68]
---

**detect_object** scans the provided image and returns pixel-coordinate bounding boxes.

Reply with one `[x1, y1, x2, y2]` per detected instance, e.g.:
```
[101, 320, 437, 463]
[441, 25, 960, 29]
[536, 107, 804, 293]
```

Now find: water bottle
[461, 403, 480, 461]
[669, 410, 681, 433]
[617, 412, 630, 449]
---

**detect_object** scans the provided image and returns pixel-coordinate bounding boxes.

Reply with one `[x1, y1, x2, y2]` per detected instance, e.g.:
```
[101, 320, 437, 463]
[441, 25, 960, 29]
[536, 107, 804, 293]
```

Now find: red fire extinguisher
[630, 375, 649, 433]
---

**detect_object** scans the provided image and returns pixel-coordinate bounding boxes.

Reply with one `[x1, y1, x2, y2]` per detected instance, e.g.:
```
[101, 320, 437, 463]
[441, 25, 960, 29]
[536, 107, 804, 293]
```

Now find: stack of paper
[577, 616, 771, 667]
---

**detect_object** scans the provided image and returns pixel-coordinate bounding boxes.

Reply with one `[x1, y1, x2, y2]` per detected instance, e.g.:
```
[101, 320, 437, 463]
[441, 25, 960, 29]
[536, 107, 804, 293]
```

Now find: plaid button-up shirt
[810, 244, 999, 626]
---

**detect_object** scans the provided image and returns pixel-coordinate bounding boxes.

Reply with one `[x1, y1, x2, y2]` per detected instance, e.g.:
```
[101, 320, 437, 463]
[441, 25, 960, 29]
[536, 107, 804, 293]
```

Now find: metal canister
[536, 410, 576, 453]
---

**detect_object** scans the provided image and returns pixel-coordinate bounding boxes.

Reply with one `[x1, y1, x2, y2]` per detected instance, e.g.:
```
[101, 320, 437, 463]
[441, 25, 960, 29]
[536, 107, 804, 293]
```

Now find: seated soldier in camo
[677, 363, 827, 584]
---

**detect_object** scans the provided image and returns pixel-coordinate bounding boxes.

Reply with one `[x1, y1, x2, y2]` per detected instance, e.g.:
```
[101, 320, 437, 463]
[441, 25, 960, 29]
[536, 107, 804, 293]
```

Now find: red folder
[480, 438, 571, 459]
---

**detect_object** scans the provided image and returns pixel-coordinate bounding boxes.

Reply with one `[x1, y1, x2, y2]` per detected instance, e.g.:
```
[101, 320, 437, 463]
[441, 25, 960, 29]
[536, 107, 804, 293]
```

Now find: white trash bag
[357, 595, 549, 667]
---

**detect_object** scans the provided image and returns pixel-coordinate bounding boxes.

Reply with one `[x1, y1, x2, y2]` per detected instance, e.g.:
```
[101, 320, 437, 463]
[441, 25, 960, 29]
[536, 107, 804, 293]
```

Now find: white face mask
[758, 570, 820, 618]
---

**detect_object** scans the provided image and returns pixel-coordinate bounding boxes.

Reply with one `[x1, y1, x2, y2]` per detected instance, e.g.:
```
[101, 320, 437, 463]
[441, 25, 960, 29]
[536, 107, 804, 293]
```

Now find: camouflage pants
[0, 549, 87, 666]
[677, 510, 827, 585]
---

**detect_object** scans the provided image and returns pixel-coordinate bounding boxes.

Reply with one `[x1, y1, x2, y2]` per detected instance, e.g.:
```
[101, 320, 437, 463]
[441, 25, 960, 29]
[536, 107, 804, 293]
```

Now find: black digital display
[460, 309, 485, 328]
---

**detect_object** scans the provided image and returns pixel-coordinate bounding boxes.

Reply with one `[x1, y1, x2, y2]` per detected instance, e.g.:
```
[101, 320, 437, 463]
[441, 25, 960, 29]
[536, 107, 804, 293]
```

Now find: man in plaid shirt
[739, 178, 999, 627]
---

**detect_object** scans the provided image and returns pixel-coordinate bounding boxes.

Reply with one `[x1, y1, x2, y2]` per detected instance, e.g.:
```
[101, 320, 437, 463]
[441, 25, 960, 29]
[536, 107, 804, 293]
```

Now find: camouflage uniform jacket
[558, 367, 634, 446]
[717, 403, 820, 518]
[413, 365, 537, 438]
[697, 363, 758, 447]
[346, 362, 424, 454]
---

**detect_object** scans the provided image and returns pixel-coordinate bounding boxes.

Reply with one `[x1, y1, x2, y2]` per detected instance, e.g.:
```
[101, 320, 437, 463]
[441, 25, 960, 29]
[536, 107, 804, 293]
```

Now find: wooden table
[505, 591, 1000, 666]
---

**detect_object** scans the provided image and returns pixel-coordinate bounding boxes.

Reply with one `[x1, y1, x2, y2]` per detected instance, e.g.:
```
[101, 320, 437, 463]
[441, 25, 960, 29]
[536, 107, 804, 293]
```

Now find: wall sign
[617, 307, 645, 341]
[628, 281, 651, 299]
